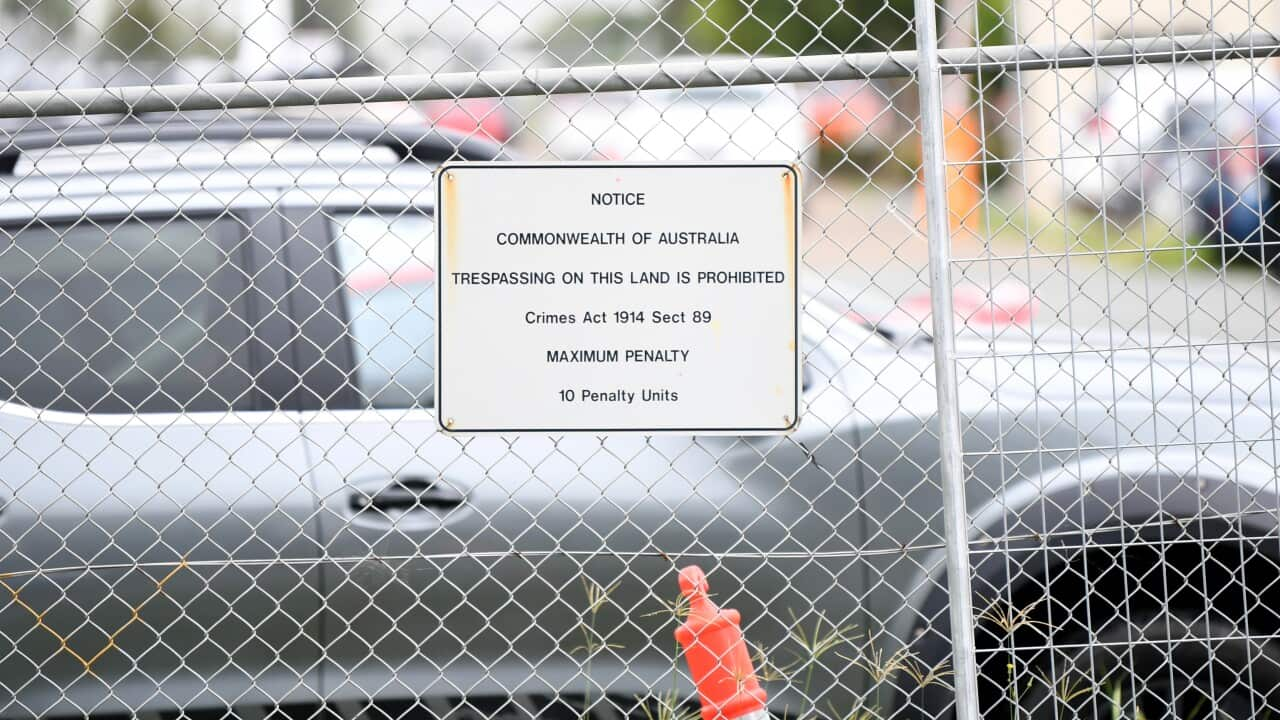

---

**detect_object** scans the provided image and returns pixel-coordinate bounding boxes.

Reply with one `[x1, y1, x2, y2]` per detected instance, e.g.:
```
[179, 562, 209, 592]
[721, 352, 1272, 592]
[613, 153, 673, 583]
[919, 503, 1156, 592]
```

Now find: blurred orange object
[918, 90, 983, 238]
[944, 97, 983, 237]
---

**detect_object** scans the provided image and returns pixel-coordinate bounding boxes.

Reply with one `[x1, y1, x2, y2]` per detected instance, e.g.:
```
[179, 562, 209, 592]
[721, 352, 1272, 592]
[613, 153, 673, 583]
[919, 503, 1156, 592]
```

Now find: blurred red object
[419, 99, 511, 144]
[900, 282, 1038, 329]
[804, 86, 882, 145]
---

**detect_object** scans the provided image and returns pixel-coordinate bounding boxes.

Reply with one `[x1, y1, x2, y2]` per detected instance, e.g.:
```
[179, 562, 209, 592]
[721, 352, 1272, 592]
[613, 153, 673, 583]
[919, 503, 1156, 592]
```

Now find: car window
[331, 212, 435, 409]
[0, 215, 252, 413]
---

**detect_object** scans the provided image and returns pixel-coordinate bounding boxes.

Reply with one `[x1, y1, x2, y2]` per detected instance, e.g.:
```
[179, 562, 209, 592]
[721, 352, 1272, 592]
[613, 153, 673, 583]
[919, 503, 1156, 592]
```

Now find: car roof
[0, 114, 503, 222]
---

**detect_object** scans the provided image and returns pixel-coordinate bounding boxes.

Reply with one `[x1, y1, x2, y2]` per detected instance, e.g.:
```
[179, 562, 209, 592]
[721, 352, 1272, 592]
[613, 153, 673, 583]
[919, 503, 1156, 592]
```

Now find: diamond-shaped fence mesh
[1, 1, 1279, 719]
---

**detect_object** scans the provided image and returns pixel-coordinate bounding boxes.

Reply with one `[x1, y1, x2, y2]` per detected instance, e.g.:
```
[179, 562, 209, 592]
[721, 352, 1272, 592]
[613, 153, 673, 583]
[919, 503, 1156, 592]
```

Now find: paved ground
[800, 177, 1280, 347]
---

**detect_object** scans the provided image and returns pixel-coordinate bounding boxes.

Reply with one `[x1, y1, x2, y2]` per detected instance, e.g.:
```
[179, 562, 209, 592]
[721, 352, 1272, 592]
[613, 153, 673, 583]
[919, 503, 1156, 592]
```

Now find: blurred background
[6, 0, 1280, 342]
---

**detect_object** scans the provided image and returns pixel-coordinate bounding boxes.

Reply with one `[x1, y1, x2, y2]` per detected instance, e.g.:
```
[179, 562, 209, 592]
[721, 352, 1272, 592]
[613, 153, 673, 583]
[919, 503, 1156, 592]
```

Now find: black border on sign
[434, 162, 801, 435]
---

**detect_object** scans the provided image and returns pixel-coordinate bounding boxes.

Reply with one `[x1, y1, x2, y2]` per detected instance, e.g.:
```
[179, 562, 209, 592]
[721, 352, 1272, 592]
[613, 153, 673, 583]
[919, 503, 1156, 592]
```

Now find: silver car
[1, 116, 1276, 719]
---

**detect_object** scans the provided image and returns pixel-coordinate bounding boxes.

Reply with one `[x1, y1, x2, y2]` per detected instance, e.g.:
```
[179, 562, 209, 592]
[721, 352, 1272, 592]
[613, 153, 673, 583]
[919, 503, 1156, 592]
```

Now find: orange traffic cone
[674, 566, 769, 720]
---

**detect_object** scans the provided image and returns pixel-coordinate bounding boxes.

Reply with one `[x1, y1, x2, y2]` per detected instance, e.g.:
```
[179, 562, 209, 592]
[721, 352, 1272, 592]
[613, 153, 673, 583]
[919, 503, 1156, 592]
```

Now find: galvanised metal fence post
[912, 0, 983, 718]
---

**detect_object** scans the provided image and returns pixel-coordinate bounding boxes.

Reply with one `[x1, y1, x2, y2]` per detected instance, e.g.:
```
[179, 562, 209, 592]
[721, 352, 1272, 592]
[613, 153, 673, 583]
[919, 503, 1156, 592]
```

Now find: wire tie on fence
[0, 555, 190, 677]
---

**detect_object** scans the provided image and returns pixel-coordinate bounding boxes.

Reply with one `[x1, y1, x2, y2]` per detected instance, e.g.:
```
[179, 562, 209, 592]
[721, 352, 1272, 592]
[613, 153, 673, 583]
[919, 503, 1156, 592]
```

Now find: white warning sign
[436, 162, 799, 434]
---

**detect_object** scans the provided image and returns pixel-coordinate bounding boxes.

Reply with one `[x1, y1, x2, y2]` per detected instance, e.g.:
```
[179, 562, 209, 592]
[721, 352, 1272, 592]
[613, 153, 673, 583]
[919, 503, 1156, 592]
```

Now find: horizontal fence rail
[0, 31, 1277, 119]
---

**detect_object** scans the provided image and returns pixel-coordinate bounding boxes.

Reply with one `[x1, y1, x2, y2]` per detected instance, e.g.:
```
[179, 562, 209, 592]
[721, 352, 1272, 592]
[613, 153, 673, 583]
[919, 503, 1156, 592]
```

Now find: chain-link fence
[3, 1, 1280, 719]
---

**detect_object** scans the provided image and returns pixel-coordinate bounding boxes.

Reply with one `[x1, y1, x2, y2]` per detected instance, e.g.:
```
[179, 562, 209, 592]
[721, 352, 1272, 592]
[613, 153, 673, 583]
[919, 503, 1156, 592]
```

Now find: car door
[287, 206, 870, 715]
[0, 209, 323, 717]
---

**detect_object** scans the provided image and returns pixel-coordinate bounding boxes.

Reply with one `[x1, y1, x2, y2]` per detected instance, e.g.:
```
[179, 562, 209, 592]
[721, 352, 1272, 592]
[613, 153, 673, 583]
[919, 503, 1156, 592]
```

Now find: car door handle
[350, 476, 465, 513]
